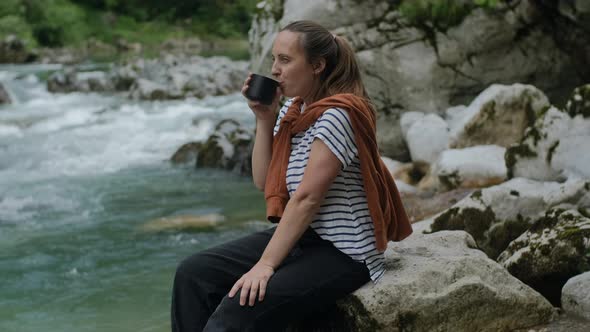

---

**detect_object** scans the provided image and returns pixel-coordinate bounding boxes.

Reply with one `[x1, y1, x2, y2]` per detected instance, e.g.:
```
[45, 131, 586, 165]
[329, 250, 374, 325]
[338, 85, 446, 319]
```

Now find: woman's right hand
[242, 73, 281, 123]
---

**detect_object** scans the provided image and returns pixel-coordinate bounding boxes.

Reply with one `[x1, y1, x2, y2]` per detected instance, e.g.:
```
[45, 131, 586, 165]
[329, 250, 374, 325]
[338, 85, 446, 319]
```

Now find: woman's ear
[313, 58, 326, 75]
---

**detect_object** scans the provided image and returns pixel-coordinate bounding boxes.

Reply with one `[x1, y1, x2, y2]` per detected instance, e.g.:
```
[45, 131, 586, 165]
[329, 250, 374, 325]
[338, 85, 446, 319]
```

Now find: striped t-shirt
[273, 98, 385, 282]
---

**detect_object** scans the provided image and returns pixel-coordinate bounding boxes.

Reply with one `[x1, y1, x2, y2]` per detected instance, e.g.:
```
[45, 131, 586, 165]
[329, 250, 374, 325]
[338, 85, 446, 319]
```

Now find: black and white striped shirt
[273, 98, 385, 282]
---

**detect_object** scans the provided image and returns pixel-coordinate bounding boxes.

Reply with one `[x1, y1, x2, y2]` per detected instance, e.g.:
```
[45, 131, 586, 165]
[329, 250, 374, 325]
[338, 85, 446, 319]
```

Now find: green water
[0, 164, 267, 332]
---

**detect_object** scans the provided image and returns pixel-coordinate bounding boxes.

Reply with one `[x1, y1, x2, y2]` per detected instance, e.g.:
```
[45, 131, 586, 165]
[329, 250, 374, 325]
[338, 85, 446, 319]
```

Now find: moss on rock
[471, 189, 483, 202]
[196, 136, 224, 168]
[546, 140, 560, 164]
[432, 206, 496, 255]
[485, 214, 532, 259]
[499, 208, 590, 305]
[438, 170, 461, 190]
[565, 84, 590, 118]
[505, 143, 537, 178]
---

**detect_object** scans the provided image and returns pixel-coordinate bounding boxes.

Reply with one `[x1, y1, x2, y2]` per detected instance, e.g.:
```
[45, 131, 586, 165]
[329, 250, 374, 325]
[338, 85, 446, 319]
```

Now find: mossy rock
[565, 84, 590, 118]
[505, 131, 538, 179]
[196, 135, 225, 169]
[189, 119, 253, 175]
[438, 170, 461, 191]
[497, 208, 590, 306]
[431, 205, 499, 256]
[170, 142, 202, 164]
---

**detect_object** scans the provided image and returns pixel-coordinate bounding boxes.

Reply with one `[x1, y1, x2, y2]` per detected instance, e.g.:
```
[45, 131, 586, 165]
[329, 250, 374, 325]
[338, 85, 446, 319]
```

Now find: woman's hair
[280, 20, 372, 104]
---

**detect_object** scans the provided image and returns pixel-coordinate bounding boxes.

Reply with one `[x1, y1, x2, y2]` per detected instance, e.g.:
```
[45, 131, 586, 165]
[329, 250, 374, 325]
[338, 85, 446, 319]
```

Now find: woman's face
[271, 30, 318, 101]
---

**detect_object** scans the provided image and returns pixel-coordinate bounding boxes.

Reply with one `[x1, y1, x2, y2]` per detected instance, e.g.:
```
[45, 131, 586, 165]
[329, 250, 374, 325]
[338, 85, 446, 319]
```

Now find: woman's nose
[271, 62, 280, 77]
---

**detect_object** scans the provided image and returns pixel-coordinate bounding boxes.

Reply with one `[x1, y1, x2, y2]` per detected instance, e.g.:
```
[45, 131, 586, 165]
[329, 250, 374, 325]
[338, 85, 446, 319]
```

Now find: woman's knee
[174, 251, 216, 286]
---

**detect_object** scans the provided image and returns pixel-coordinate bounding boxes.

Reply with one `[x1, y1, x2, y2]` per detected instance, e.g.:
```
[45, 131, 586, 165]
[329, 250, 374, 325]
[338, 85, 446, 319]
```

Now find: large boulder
[402, 112, 449, 164]
[48, 69, 114, 93]
[561, 271, 590, 321]
[290, 231, 555, 331]
[170, 142, 202, 164]
[448, 84, 550, 149]
[507, 87, 590, 181]
[497, 208, 590, 305]
[47, 68, 79, 93]
[434, 145, 507, 191]
[428, 177, 589, 259]
[172, 119, 253, 175]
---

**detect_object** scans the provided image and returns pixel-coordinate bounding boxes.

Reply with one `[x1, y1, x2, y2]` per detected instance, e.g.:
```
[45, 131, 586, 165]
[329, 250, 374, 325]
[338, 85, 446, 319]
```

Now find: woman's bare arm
[229, 139, 342, 306]
[251, 118, 274, 190]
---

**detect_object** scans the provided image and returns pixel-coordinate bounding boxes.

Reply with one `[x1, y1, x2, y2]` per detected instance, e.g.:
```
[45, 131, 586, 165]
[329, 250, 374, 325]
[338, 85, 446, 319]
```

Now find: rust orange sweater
[264, 94, 412, 251]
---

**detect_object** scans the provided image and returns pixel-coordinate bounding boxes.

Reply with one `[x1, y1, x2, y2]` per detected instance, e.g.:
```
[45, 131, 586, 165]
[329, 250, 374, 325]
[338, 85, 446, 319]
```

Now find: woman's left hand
[229, 262, 275, 306]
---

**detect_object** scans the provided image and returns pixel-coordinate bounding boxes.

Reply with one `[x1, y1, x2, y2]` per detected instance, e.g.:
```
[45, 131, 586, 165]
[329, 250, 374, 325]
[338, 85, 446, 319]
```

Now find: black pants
[171, 226, 371, 332]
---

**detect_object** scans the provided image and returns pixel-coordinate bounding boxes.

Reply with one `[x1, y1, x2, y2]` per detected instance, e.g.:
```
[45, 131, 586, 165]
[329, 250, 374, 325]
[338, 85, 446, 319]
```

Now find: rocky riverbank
[43, 54, 248, 100]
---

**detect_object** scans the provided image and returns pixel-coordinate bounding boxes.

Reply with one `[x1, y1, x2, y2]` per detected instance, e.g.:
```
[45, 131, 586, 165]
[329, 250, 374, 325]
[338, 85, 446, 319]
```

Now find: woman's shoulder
[318, 107, 353, 127]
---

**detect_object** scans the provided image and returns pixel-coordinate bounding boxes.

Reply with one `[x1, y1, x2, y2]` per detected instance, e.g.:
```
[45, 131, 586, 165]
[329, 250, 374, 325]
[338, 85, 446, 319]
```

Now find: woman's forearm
[258, 194, 322, 269]
[251, 119, 275, 190]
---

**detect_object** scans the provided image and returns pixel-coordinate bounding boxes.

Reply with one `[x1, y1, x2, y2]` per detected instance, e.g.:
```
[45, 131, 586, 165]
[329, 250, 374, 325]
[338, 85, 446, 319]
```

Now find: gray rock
[77, 71, 113, 92]
[507, 90, 590, 181]
[564, 84, 590, 119]
[562, 271, 590, 321]
[47, 68, 79, 93]
[404, 113, 449, 164]
[171, 119, 254, 175]
[497, 208, 590, 305]
[448, 84, 550, 149]
[0, 83, 11, 104]
[129, 78, 170, 100]
[289, 231, 555, 331]
[434, 145, 507, 191]
[47, 69, 114, 93]
[109, 63, 140, 91]
[429, 177, 589, 259]
[170, 142, 202, 164]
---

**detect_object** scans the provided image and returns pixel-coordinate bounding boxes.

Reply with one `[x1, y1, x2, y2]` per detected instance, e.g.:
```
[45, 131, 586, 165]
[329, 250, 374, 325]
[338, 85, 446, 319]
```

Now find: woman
[171, 20, 412, 332]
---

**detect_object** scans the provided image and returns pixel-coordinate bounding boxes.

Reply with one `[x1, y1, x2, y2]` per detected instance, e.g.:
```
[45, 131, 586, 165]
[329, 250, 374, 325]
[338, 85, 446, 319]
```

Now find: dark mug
[244, 73, 279, 105]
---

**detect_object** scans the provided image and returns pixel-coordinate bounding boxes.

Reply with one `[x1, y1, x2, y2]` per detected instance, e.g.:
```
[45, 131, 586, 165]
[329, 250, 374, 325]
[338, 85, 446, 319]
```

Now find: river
[0, 64, 267, 332]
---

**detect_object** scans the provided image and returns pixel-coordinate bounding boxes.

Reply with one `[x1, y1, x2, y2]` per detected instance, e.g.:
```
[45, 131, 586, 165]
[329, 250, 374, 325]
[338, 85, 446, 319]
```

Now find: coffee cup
[244, 73, 279, 105]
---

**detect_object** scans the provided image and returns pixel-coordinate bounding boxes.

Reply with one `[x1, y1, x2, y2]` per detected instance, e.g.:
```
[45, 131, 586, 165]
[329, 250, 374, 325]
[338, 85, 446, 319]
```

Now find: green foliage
[399, 0, 499, 30]
[199, 38, 250, 61]
[0, 0, 257, 53]
[70, 0, 258, 37]
[474, 0, 498, 6]
[0, 0, 24, 17]
[21, 0, 91, 47]
[0, 14, 36, 46]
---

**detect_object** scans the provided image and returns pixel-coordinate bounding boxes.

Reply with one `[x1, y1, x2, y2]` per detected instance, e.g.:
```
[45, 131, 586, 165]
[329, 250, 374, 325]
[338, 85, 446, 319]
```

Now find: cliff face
[249, 0, 590, 160]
